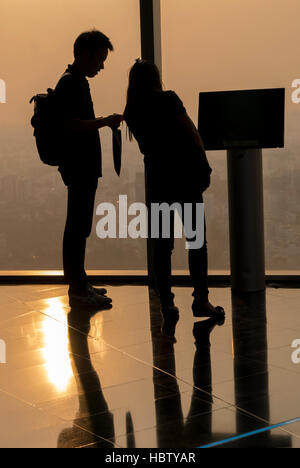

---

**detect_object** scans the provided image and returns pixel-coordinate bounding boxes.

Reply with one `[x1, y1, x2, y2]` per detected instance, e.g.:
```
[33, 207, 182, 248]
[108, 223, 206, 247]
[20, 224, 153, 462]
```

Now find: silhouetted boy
[55, 30, 122, 307]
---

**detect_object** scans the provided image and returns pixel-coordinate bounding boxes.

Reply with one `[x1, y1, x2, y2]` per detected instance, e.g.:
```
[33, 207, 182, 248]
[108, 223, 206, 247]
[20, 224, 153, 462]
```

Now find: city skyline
[0, 111, 299, 271]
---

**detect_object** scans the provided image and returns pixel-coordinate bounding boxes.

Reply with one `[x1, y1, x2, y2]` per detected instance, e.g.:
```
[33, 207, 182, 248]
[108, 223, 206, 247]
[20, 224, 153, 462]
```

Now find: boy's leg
[63, 178, 98, 296]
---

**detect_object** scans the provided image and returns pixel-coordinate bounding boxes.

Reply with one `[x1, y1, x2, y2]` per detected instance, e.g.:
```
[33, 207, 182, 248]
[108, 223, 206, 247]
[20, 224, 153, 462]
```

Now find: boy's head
[73, 30, 113, 78]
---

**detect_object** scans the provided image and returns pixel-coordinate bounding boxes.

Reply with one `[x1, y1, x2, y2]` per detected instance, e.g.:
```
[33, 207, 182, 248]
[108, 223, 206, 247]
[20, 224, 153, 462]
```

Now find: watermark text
[291, 339, 300, 364]
[96, 195, 205, 249]
[0, 339, 6, 364]
[291, 80, 300, 104]
[0, 79, 6, 104]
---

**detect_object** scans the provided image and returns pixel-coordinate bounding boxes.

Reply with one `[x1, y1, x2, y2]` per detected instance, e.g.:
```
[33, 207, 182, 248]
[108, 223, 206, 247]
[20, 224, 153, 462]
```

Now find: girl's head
[124, 59, 163, 139]
[126, 59, 163, 105]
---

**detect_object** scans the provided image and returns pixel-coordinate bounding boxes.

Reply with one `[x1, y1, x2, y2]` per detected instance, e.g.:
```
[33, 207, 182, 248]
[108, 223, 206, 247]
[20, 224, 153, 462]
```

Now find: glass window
[0, 0, 146, 271]
[161, 0, 300, 272]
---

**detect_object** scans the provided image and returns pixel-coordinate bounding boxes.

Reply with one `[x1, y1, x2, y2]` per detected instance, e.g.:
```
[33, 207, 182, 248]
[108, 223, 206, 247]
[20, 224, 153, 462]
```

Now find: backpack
[30, 73, 70, 166]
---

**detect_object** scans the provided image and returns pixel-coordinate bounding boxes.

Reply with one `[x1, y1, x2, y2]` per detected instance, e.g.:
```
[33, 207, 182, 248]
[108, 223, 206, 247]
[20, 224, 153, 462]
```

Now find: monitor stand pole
[227, 148, 266, 292]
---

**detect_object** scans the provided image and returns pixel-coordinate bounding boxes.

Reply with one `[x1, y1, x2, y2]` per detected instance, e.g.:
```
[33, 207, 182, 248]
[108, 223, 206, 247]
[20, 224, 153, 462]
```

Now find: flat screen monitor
[198, 88, 285, 150]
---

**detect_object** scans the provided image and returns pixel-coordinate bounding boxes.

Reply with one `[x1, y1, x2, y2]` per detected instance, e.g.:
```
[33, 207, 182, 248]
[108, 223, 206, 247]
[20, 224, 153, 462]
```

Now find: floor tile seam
[72, 421, 123, 448]
[0, 310, 36, 327]
[0, 387, 37, 409]
[98, 339, 247, 411]
[278, 426, 300, 440]
[95, 406, 230, 443]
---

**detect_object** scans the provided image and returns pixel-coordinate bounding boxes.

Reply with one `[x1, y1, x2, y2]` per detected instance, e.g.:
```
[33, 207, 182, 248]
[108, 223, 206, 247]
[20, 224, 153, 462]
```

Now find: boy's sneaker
[88, 283, 107, 296]
[69, 290, 112, 309]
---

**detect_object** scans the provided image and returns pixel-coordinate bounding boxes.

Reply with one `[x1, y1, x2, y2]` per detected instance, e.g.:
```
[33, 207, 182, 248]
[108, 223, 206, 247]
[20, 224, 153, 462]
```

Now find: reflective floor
[0, 284, 300, 448]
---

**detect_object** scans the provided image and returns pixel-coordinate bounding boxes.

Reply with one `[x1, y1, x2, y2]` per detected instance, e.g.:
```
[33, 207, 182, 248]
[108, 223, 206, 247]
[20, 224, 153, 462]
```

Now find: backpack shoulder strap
[54, 71, 74, 94]
[57, 71, 72, 84]
[60, 71, 72, 80]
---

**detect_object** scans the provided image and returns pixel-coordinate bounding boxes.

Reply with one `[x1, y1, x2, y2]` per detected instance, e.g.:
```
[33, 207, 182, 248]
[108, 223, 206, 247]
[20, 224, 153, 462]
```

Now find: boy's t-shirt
[55, 64, 102, 185]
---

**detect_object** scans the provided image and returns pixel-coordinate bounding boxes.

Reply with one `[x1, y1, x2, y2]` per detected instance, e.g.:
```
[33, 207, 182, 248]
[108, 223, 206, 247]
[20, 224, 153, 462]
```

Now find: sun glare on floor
[41, 298, 73, 392]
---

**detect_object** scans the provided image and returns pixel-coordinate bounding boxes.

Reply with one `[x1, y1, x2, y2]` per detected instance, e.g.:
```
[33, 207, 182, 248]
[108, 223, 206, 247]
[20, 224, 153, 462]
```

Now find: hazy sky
[0, 0, 140, 125]
[1, 0, 300, 126]
[161, 0, 300, 120]
[0, 1, 299, 271]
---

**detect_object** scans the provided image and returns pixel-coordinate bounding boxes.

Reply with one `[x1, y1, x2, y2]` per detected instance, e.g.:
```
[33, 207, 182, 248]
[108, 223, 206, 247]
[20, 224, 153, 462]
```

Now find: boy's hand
[106, 113, 123, 129]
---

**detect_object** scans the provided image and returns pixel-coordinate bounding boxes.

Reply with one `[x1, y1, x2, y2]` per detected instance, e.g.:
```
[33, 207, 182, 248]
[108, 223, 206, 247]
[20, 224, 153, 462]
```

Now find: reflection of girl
[124, 60, 224, 319]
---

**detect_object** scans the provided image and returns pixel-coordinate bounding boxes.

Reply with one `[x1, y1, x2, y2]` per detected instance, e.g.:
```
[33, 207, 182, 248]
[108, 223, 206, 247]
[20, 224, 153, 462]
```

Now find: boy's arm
[64, 114, 123, 132]
[55, 75, 123, 132]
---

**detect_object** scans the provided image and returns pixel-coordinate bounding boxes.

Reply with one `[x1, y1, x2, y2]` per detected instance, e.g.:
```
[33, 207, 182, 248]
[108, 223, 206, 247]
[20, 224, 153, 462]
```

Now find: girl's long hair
[124, 59, 163, 140]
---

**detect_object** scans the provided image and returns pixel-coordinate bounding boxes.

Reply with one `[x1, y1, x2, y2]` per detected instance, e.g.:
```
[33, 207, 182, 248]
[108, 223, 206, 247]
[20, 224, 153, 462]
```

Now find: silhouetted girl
[124, 60, 224, 322]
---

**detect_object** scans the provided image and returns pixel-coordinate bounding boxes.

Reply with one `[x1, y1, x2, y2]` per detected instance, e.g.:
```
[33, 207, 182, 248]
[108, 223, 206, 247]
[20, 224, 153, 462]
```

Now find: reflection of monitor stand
[227, 148, 265, 292]
[198, 88, 285, 293]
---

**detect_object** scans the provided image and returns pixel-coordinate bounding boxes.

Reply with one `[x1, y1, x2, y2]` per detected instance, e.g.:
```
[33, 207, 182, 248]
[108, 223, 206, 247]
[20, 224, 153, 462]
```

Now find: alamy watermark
[291, 339, 300, 364]
[0, 339, 6, 364]
[0, 79, 6, 104]
[96, 195, 205, 249]
[292, 80, 300, 104]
